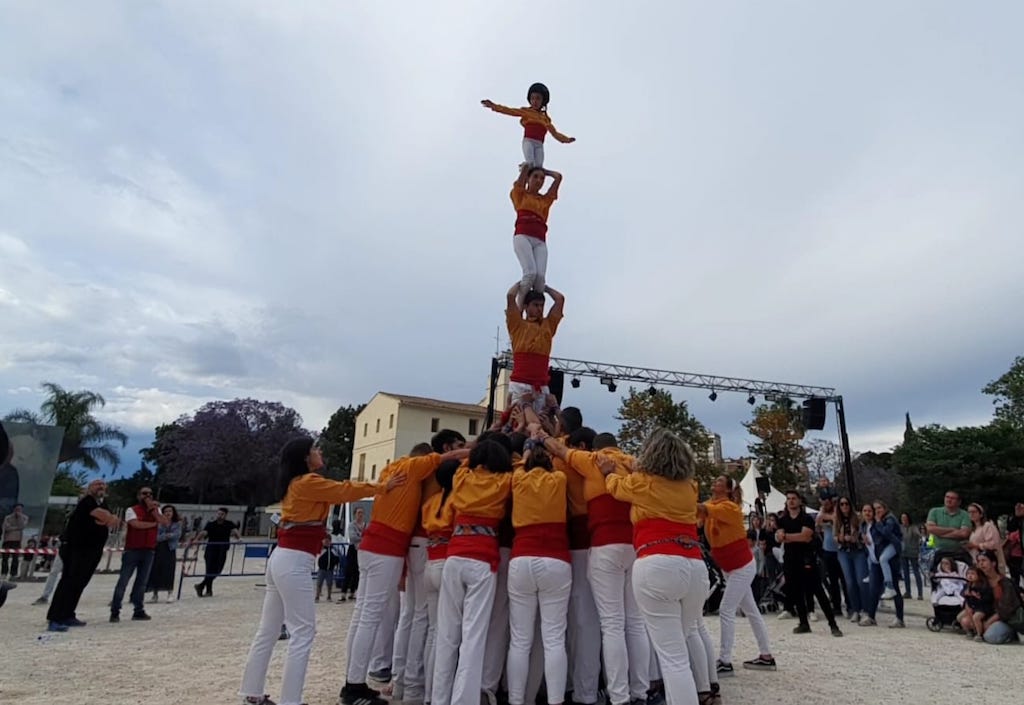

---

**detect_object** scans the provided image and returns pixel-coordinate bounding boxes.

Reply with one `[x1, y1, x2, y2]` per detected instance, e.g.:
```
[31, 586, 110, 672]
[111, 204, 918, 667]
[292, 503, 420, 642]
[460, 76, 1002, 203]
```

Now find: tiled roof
[380, 392, 487, 417]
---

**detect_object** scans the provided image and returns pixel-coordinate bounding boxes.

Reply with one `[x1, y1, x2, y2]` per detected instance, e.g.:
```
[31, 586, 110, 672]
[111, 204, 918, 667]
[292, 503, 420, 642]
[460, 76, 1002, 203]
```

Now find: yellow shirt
[422, 492, 455, 535]
[565, 448, 632, 502]
[554, 449, 588, 517]
[506, 309, 560, 357]
[511, 468, 567, 528]
[452, 467, 513, 520]
[606, 472, 699, 525]
[511, 182, 557, 222]
[486, 103, 570, 142]
[281, 474, 380, 524]
[368, 453, 442, 534]
[703, 498, 747, 549]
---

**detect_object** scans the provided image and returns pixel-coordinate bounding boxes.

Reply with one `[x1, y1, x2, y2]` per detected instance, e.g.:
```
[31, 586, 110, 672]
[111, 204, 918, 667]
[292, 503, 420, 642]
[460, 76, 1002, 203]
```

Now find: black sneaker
[368, 668, 392, 683]
[109, 612, 120, 623]
[715, 660, 734, 676]
[243, 697, 277, 705]
[194, 584, 204, 598]
[742, 655, 777, 671]
[830, 624, 844, 637]
[339, 683, 386, 705]
[132, 611, 152, 621]
[792, 623, 811, 634]
[63, 617, 87, 627]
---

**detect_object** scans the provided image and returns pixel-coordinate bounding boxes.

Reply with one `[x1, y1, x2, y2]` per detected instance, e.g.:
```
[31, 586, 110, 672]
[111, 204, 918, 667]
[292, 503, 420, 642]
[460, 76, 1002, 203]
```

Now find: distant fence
[176, 541, 351, 599]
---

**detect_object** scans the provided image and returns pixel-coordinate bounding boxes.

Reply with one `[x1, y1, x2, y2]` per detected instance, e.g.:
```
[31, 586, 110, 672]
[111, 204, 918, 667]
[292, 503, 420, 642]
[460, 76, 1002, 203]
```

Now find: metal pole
[834, 396, 856, 506]
[484, 356, 500, 429]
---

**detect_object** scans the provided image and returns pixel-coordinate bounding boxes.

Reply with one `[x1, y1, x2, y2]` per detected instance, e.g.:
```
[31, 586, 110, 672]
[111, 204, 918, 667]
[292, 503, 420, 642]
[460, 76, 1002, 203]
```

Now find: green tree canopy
[319, 403, 365, 480]
[744, 400, 806, 491]
[983, 355, 1024, 431]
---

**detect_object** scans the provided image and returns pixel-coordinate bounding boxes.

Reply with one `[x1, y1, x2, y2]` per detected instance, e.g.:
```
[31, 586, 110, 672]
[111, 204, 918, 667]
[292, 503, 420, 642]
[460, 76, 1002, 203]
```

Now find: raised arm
[543, 169, 562, 199]
[506, 282, 523, 316]
[482, 99, 528, 118]
[544, 285, 565, 324]
[515, 162, 531, 189]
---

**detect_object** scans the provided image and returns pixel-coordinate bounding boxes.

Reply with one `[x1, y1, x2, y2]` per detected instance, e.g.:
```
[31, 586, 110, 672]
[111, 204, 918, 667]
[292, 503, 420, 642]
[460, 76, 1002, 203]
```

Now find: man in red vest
[110, 487, 168, 622]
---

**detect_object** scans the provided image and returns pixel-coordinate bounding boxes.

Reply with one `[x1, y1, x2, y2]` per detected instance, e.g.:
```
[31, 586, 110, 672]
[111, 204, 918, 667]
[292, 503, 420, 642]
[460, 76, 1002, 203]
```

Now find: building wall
[351, 395, 401, 481]
[393, 406, 484, 480]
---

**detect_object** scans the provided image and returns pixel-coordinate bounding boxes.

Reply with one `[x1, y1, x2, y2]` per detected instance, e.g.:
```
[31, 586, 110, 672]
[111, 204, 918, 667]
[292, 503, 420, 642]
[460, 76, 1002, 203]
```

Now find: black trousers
[46, 544, 105, 623]
[784, 559, 837, 627]
[342, 545, 359, 594]
[1, 540, 20, 577]
[821, 551, 847, 613]
[198, 546, 228, 591]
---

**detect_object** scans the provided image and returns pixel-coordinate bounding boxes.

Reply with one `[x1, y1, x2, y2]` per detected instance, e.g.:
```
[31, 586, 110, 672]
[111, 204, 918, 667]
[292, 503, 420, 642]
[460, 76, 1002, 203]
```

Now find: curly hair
[637, 427, 696, 481]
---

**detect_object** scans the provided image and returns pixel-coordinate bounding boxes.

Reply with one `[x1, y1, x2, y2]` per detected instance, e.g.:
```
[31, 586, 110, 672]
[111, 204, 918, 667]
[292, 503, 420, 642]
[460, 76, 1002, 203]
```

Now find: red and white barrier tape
[0, 547, 125, 555]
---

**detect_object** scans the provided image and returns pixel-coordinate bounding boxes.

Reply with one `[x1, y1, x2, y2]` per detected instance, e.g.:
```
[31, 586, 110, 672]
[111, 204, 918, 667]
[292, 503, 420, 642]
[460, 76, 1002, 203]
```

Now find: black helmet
[527, 82, 550, 107]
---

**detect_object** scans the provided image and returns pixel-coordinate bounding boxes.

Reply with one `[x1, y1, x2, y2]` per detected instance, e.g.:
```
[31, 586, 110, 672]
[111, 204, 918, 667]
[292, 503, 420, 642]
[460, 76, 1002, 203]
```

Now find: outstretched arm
[482, 99, 528, 118]
[543, 169, 562, 199]
[547, 120, 575, 144]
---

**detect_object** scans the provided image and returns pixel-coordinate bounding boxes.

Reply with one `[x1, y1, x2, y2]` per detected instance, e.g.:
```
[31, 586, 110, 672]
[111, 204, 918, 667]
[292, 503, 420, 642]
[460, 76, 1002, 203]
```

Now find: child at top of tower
[511, 163, 561, 306]
[505, 282, 565, 416]
[482, 82, 575, 168]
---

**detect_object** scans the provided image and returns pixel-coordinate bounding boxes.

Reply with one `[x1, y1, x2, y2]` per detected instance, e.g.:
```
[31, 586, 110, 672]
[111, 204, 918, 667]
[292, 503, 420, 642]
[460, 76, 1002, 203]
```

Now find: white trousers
[432, 556, 497, 705]
[482, 547, 512, 693]
[507, 556, 572, 705]
[369, 586, 400, 673]
[718, 559, 772, 664]
[240, 547, 317, 705]
[425, 558, 445, 703]
[689, 617, 715, 692]
[345, 550, 403, 684]
[513, 234, 548, 303]
[393, 542, 429, 700]
[41, 552, 64, 600]
[589, 543, 650, 704]
[568, 549, 601, 704]
[632, 555, 709, 705]
[509, 382, 552, 416]
[522, 138, 545, 168]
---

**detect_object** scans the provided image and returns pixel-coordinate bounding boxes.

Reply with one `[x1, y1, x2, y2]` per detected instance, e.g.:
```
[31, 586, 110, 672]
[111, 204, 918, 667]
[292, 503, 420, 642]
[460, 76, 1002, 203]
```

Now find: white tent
[738, 461, 787, 516]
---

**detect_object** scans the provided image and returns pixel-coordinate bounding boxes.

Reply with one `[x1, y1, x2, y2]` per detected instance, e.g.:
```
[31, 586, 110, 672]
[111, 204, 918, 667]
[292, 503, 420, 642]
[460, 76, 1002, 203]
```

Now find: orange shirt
[511, 182, 557, 222]
[606, 472, 701, 559]
[278, 473, 380, 554]
[566, 448, 633, 546]
[422, 492, 455, 560]
[703, 497, 752, 571]
[554, 441, 589, 550]
[486, 103, 569, 143]
[448, 466, 513, 570]
[506, 309, 561, 388]
[361, 453, 443, 556]
[511, 468, 567, 527]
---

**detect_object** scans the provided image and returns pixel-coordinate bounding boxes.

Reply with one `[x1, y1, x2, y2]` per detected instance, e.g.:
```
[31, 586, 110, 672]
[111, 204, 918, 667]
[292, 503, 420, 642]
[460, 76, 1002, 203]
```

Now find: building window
[363, 422, 368, 437]
[469, 419, 479, 436]
[357, 453, 366, 481]
[376, 418, 381, 433]
[389, 414, 394, 429]
[431, 417, 440, 432]
[371, 464, 376, 479]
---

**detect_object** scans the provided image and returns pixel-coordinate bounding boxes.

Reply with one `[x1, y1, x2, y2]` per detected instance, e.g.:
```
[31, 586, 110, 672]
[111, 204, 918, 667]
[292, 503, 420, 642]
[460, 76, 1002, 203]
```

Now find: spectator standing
[192, 507, 241, 597]
[925, 490, 972, 569]
[110, 487, 168, 622]
[834, 498, 870, 623]
[864, 501, 905, 628]
[316, 536, 340, 602]
[341, 507, 366, 601]
[46, 480, 120, 631]
[966, 503, 1007, 575]
[148, 505, 182, 603]
[899, 513, 924, 600]
[814, 492, 848, 616]
[2, 503, 29, 579]
[34, 536, 63, 605]
[1005, 502, 1024, 589]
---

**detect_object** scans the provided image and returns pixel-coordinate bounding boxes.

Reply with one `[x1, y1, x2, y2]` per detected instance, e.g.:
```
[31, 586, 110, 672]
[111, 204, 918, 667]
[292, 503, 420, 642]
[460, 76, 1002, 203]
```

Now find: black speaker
[802, 398, 827, 430]
[548, 369, 565, 405]
[755, 476, 772, 495]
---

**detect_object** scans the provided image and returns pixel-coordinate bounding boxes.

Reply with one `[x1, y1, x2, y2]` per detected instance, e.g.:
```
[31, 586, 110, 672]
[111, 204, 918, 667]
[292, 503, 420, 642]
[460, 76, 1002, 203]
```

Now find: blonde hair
[637, 427, 696, 481]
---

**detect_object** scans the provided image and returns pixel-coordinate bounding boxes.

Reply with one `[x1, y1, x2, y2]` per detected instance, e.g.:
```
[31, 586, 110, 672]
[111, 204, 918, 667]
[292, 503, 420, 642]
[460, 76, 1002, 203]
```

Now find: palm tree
[4, 382, 128, 471]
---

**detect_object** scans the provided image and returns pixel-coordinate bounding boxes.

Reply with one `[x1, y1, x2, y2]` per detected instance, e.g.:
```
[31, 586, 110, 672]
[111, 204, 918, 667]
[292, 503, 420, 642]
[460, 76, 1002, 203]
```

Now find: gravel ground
[0, 568, 1019, 705]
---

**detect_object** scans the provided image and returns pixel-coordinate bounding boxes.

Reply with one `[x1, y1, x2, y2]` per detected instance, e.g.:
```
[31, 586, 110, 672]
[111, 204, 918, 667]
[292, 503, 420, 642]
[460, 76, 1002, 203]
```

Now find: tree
[50, 467, 89, 497]
[892, 422, 1024, 520]
[4, 382, 128, 471]
[142, 399, 310, 506]
[983, 356, 1024, 431]
[803, 438, 842, 483]
[106, 462, 157, 510]
[616, 387, 717, 488]
[845, 450, 907, 511]
[319, 404, 365, 480]
[744, 401, 806, 491]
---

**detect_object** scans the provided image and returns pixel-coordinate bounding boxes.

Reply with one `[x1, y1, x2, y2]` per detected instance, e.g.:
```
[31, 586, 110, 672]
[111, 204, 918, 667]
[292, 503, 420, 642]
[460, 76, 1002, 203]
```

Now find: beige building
[705, 431, 724, 466]
[350, 392, 488, 481]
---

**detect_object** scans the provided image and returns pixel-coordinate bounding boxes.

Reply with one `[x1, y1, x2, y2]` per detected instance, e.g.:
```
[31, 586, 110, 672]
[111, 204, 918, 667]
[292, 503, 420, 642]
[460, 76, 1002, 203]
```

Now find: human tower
[241, 83, 774, 705]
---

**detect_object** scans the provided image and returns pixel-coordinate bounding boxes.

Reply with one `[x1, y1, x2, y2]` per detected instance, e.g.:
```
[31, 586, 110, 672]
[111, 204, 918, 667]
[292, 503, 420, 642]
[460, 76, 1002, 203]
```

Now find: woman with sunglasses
[834, 497, 870, 623]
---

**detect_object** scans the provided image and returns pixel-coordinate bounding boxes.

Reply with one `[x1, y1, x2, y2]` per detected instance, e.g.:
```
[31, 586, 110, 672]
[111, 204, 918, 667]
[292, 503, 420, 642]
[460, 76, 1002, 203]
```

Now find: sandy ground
[0, 564, 1020, 705]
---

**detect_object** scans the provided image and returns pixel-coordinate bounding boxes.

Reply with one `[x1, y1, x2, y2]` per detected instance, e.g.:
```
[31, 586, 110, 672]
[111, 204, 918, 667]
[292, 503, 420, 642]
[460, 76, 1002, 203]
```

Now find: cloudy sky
[2, 2, 1022, 475]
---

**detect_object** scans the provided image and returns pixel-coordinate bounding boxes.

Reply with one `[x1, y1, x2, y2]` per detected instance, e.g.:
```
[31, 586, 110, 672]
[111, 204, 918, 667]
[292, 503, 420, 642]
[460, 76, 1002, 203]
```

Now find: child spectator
[959, 566, 995, 641]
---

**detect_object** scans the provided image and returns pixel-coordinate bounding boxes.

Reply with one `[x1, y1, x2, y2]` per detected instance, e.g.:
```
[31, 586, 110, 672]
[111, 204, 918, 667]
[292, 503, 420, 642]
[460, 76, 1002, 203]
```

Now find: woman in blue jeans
[834, 498, 871, 623]
[861, 503, 906, 628]
[899, 513, 923, 599]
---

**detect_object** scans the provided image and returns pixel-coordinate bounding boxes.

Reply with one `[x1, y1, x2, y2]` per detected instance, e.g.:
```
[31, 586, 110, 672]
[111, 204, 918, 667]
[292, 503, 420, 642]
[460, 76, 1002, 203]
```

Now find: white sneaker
[482, 689, 498, 705]
[777, 611, 794, 620]
[889, 618, 905, 629]
[849, 611, 861, 622]
[809, 612, 819, 622]
[881, 587, 897, 600]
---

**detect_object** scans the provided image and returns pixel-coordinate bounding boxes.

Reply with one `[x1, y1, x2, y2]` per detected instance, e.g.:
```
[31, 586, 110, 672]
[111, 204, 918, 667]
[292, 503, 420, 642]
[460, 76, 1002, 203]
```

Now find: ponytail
[728, 477, 743, 506]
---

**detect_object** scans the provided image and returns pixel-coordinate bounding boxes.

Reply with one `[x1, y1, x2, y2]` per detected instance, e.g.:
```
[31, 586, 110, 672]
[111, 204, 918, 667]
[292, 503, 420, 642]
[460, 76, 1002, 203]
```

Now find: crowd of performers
[240, 84, 775, 705]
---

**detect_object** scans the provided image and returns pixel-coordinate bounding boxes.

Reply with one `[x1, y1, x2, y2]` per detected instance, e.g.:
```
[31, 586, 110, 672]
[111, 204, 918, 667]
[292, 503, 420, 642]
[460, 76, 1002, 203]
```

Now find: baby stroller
[702, 545, 726, 615]
[925, 559, 969, 632]
[757, 568, 786, 614]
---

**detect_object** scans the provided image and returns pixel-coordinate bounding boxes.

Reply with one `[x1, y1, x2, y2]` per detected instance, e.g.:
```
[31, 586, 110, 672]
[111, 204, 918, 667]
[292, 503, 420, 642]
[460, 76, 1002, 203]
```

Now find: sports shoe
[715, 660, 734, 676]
[880, 586, 897, 600]
[339, 683, 386, 705]
[242, 697, 277, 705]
[849, 611, 861, 622]
[63, 617, 87, 627]
[109, 612, 120, 623]
[889, 618, 905, 629]
[33, 596, 48, 605]
[777, 610, 794, 620]
[903, 592, 912, 599]
[0, 579, 15, 590]
[47, 621, 69, 632]
[279, 626, 289, 640]
[368, 668, 392, 683]
[742, 655, 777, 671]
[792, 623, 812, 634]
[646, 689, 666, 705]
[194, 584, 204, 598]
[830, 624, 844, 637]
[859, 616, 877, 626]
[808, 612, 819, 622]
[132, 611, 152, 621]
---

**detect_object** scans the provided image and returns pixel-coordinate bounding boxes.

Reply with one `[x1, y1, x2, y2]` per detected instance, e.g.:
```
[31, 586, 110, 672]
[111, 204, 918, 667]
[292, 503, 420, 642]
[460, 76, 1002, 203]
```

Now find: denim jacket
[865, 514, 902, 559]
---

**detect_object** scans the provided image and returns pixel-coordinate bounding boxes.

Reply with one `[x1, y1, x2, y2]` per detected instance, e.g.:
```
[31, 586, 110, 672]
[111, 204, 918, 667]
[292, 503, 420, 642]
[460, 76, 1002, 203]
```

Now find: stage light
[747, 394, 756, 405]
[599, 376, 617, 393]
[608, 382, 617, 393]
[570, 377, 581, 389]
[647, 386, 658, 397]
[708, 390, 718, 402]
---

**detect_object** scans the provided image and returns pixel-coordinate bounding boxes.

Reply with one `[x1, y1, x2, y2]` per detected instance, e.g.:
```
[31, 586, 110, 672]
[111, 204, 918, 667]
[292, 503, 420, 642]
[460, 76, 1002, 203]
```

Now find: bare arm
[543, 169, 562, 198]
